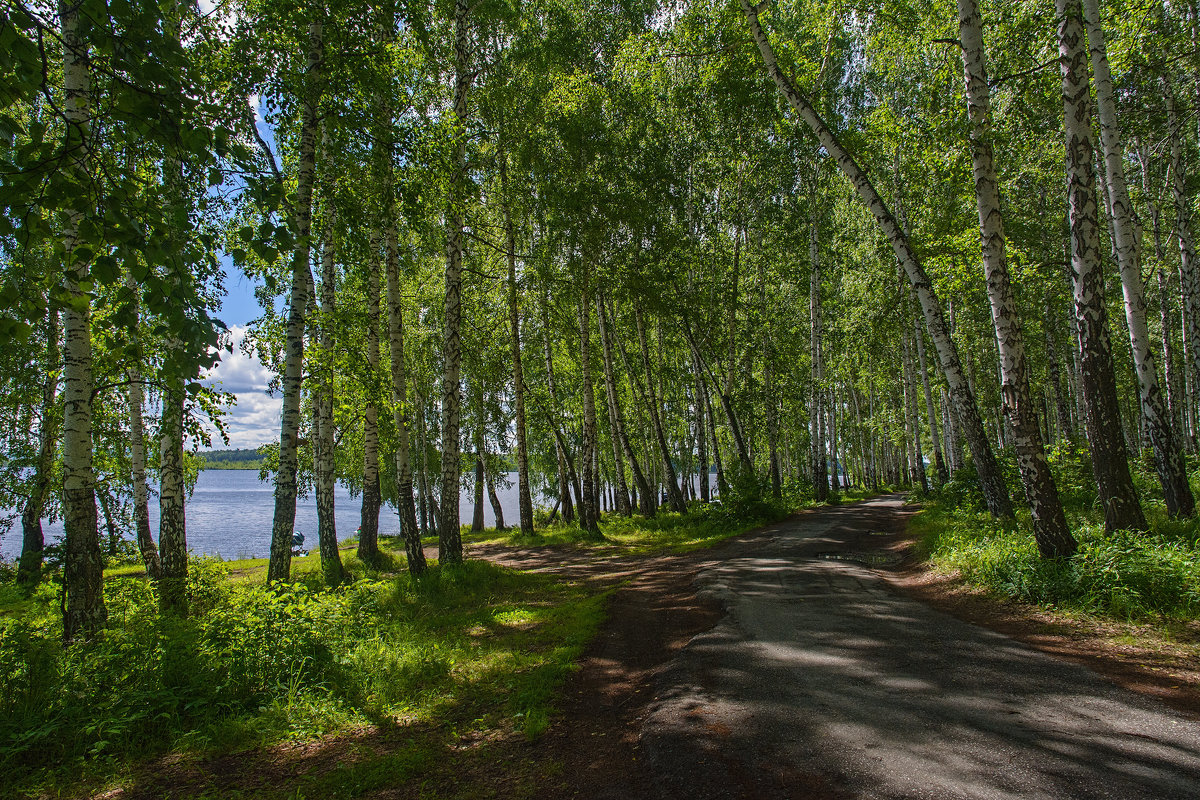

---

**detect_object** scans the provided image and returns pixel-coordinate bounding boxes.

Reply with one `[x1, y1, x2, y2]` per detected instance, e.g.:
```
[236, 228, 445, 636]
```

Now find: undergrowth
[474, 487, 796, 554]
[918, 447, 1200, 621]
[0, 558, 602, 798]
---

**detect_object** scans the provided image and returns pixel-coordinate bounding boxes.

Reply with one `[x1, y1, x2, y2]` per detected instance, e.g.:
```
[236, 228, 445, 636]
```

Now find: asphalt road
[637, 496, 1200, 800]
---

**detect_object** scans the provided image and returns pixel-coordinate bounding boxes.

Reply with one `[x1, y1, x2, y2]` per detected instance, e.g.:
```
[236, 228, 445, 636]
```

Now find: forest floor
[104, 496, 1200, 800]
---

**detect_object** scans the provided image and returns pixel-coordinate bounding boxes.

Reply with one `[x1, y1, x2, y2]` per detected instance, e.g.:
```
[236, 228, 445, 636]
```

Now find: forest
[2, 0, 1200, 796]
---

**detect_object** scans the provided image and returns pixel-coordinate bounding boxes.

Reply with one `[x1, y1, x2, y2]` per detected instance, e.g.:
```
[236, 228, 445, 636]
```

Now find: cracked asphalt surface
[636, 495, 1200, 800]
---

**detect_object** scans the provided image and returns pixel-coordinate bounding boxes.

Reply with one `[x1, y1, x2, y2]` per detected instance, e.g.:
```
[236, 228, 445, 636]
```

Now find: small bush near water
[0, 557, 602, 797]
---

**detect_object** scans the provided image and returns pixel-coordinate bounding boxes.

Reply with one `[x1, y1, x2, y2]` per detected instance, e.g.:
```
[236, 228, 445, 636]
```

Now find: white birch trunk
[959, 0, 1074, 556]
[1057, 0, 1146, 533]
[438, 0, 471, 565]
[385, 225, 426, 574]
[268, 20, 322, 582]
[1084, 0, 1194, 516]
[59, 0, 105, 640]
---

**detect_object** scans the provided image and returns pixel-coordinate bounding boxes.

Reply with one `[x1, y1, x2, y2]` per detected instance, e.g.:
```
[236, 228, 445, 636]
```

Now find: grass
[0, 482, 814, 799]
[466, 494, 798, 556]
[914, 451, 1200, 622]
[0, 554, 605, 799]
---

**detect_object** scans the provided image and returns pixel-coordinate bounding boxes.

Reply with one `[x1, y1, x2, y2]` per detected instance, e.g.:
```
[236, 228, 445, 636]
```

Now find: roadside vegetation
[0, 486, 797, 799]
[0, 551, 601, 799]
[915, 451, 1200, 623]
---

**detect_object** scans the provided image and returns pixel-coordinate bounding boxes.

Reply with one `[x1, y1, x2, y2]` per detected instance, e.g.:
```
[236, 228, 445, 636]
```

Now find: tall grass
[0, 558, 602, 796]
[919, 448, 1200, 621]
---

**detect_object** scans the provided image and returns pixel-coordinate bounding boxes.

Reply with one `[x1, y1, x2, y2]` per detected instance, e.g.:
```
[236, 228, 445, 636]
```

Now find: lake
[1, 469, 721, 562]
[0, 469, 538, 562]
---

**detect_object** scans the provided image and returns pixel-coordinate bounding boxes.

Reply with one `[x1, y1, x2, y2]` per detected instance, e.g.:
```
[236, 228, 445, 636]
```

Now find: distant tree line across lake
[198, 449, 266, 471]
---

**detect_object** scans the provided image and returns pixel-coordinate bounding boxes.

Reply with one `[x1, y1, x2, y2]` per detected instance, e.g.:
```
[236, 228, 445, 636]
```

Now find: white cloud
[202, 325, 280, 449]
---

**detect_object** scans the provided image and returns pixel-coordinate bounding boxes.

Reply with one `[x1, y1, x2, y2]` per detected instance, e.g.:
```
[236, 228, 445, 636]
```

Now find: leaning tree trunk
[810, 219, 829, 502]
[1084, 0, 1194, 517]
[59, 0, 106, 640]
[437, 0, 472, 566]
[384, 224, 426, 575]
[636, 308, 687, 513]
[359, 234, 383, 561]
[1057, 0, 1146, 533]
[740, 0, 1012, 518]
[578, 278, 602, 535]
[1168, 91, 1200, 454]
[959, 0, 1075, 557]
[19, 307, 62, 587]
[268, 20, 322, 583]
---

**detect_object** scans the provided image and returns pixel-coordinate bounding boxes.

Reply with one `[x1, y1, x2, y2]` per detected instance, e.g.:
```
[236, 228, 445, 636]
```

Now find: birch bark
[959, 0, 1074, 556]
[597, 295, 634, 516]
[578, 279, 601, 534]
[59, 0, 106, 639]
[268, 20, 322, 583]
[637, 308, 687, 513]
[438, 0, 472, 566]
[1057, 0, 1146, 533]
[498, 149, 535, 536]
[19, 308, 61, 587]
[359, 233, 383, 560]
[1168, 91, 1200, 452]
[127, 349, 161, 581]
[1083, 0, 1194, 517]
[543, 291, 575, 521]
[314, 171, 344, 585]
[385, 225, 426, 574]
[810, 220, 828, 501]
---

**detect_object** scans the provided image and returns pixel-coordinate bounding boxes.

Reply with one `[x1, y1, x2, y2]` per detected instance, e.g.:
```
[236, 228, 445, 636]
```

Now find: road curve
[637, 495, 1200, 800]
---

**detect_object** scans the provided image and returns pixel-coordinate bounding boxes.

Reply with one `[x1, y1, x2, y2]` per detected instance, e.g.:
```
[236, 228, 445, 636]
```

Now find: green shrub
[918, 504, 1200, 620]
[0, 557, 600, 795]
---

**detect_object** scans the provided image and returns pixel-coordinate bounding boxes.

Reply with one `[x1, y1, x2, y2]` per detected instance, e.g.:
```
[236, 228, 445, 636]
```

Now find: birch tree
[1056, 0, 1146, 533]
[1083, 0, 1193, 518]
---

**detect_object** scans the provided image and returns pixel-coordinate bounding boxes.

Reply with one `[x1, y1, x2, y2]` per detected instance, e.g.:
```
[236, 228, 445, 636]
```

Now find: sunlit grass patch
[471, 501, 795, 556]
[0, 558, 602, 799]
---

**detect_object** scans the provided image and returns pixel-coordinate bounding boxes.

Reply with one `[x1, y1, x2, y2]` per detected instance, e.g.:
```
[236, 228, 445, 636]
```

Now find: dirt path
[512, 495, 1200, 800]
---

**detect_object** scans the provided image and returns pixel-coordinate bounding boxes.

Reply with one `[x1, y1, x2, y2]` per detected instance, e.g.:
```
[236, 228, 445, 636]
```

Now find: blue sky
[200, 91, 281, 452]
[203, 287, 280, 451]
